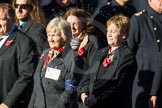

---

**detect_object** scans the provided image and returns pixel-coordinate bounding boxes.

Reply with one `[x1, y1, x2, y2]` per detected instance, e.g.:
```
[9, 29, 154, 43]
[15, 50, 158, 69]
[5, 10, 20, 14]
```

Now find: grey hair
[46, 17, 72, 42]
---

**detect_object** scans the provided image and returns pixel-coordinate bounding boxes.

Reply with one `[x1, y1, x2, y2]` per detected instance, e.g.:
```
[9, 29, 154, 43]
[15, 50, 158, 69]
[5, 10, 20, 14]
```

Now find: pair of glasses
[14, 3, 32, 9]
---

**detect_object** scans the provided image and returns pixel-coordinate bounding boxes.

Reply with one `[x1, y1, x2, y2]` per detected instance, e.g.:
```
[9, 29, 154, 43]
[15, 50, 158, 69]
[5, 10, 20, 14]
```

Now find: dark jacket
[0, 26, 38, 108]
[79, 43, 136, 108]
[127, 6, 162, 108]
[20, 20, 49, 56]
[28, 44, 84, 108]
[80, 35, 99, 68]
[42, 0, 76, 22]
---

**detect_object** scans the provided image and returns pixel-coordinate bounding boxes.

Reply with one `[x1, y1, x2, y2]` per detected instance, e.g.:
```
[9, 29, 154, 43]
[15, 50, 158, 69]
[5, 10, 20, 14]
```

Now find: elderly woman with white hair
[28, 17, 82, 108]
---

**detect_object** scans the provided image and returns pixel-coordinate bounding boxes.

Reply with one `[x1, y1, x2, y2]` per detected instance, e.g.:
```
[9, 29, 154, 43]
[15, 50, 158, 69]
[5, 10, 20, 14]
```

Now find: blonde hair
[46, 17, 71, 42]
[106, 14, 130, 37]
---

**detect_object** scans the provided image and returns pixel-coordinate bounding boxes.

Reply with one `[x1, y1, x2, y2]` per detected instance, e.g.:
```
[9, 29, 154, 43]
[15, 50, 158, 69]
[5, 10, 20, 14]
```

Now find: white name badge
[45, 67, 61, 80]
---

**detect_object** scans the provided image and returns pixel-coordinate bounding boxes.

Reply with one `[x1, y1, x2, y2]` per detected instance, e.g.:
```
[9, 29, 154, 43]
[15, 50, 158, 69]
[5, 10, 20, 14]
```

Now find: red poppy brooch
[5, 40, 13, 46]
[103, 51, 116, 67]
[77, 47, 85, 56]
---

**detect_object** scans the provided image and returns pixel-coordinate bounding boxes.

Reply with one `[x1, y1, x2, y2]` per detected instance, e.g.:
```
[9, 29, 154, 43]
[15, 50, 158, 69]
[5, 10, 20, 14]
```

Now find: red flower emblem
[77, 47, 85, 56]
[40, 54, 45, 59]
[102, 51, 115, 68]
[103, 58, 112, 67]
[5, 40, 13, 46]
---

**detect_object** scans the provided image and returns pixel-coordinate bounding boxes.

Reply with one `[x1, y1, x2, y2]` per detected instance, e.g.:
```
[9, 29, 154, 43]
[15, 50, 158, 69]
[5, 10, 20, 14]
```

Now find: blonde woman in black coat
[28, 17, 83, 108]
[79, 14, 136, 108]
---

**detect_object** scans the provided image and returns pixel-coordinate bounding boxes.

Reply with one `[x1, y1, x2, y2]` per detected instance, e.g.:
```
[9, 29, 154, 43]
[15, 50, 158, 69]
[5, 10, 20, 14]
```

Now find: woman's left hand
[149, 96, 157, 108]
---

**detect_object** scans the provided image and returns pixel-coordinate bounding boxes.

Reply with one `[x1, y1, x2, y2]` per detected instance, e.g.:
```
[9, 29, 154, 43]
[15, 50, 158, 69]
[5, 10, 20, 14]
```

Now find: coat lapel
[38, 43, 73, 79]
[21, 21, 33, 33]
[39, 48, 65, 78]
[0, 34, 16, 56]
[89, 47, 108, 94]
[89, 47, 120, 94]
[104, 48, 119, 79]
[37, 49, 50, 78]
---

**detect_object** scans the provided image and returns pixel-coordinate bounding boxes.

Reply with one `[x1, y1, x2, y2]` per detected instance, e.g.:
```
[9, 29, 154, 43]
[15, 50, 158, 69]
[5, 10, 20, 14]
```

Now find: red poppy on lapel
[5, 40, 13, 46]
[102, 51, 115, 67]
[77, 47, 85, 56]
[103, 58, 112, 67]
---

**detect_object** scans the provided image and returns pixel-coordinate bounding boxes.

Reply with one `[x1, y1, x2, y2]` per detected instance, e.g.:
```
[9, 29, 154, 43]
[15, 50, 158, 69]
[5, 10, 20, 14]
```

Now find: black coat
[42, 0, 76, 22]
[79, 35, 99, 68]
[0, 26, 38, 108]
[20, 20, 49, 56]
[127, 6, 162, 108]
[28, 44, 84, 108]
[151, 46, 162, 108]
[79, 43, 136, 108]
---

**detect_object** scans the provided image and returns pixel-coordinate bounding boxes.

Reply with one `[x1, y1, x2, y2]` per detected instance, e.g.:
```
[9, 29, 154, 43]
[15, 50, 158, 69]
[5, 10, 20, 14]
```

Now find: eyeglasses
[14, 3, 32, 9]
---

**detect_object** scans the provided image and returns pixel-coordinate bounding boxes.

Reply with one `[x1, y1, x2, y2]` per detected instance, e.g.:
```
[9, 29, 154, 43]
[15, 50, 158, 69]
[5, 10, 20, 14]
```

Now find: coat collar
[38, 43, 72, 78]
[20, 20, 34, 33]
[95, 46, 119, 78]
[146, 6, 162, 23]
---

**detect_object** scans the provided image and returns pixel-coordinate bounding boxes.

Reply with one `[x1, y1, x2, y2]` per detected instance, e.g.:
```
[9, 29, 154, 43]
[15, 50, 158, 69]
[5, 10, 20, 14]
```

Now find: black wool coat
[20, 20, 49, 56]
[0, 26, 38, 108]
[127, 6, 162, 108]
[78, 43, 136, 108]
[28, 44, 85, 108]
